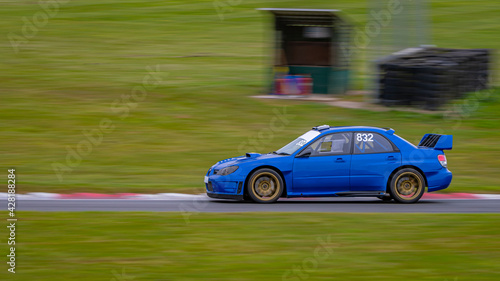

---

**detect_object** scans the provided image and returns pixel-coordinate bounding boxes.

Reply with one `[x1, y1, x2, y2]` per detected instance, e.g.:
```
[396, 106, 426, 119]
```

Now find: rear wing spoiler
[418, 134, 453, 150]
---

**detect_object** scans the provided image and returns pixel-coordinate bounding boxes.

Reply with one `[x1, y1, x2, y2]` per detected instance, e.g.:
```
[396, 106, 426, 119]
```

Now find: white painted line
[123, 193, 209, 200]
[475, 194, 500, 200]
[0, 192, 59, 200]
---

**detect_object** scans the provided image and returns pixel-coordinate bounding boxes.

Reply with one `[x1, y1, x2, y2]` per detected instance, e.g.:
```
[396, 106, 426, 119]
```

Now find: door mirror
[296, 147, 313, 158]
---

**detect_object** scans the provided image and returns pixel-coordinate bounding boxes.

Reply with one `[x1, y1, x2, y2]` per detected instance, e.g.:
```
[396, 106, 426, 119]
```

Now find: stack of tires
[377, 48, 491, 110]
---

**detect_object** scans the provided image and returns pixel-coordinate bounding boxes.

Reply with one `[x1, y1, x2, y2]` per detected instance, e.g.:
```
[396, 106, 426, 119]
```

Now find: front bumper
[205, 173, 245, 199]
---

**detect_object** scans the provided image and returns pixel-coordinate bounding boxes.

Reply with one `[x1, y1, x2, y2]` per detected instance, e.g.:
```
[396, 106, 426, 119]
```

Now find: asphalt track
[19, 198, 500, 213]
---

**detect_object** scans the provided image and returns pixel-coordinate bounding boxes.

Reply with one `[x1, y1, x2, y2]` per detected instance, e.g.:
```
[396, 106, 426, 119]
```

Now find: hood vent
[246, 153, 261, 158]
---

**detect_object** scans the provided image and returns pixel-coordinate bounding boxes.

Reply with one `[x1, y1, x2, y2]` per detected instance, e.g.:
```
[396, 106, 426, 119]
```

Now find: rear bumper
[427, 169, 453, 192]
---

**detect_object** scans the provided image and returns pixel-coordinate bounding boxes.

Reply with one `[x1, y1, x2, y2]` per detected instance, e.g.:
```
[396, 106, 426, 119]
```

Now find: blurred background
[1, 1, 499, 279]
[1, 0, 498, 194]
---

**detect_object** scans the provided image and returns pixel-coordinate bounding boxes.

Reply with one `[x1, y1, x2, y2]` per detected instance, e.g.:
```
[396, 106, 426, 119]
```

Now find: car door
[292, 132, 352, 195]
[350, 132, 401, 191]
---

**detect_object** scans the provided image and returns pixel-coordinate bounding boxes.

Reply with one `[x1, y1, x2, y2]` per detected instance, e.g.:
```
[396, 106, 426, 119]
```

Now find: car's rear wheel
[389, 168, 425, 203]
[247, 168, 283, 203]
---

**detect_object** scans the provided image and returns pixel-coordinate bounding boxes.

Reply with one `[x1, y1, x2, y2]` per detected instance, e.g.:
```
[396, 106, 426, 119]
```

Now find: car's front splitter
[207, 192, 244, 201]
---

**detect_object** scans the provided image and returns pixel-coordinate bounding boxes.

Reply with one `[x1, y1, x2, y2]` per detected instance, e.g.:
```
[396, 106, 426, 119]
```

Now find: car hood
[212, 153, 287, 169]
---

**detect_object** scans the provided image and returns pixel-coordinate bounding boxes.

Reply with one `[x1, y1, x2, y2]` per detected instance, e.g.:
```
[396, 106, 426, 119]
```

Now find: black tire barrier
[377, 48, 491, 110]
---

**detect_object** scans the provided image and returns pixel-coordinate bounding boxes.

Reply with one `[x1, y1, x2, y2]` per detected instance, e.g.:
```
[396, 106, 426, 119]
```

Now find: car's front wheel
[247, 168, 284, 203]
[389, 168, 425, 203]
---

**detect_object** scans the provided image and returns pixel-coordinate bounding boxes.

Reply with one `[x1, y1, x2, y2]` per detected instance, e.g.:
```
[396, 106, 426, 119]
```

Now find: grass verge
[7, 212, 500, 280]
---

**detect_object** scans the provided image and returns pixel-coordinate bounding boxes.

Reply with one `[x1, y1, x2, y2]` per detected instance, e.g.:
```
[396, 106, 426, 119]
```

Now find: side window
[353, 132, 395, 154]
[309, 133, 352, 156]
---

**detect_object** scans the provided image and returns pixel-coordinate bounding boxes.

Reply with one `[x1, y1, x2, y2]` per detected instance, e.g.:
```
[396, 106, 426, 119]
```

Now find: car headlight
[217, 166, 239, 176]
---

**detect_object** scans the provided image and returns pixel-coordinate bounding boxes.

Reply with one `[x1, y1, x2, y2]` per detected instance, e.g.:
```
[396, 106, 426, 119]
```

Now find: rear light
[438, 154, 447, 168]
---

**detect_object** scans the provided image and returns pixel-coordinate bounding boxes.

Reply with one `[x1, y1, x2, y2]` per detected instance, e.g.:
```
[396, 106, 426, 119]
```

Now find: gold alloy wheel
[250, 172, 281, 201]
[394, 172, 423, 200]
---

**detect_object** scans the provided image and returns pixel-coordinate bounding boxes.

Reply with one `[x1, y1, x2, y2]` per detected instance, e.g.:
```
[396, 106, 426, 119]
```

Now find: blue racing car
[205, 125, 452, 203]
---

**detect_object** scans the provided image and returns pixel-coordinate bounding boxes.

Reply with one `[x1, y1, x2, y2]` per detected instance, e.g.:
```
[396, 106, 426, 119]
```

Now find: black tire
[247, 168, 284, 203]
[389, 168, 425, 203]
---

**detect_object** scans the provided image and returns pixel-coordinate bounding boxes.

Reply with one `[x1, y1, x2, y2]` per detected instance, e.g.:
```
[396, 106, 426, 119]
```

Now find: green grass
[0, 0, 499, 193]
[5, 212, 499, 280]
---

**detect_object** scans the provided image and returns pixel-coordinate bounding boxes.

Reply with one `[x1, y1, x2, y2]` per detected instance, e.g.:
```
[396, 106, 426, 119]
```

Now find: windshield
[275, 130, 321, 155]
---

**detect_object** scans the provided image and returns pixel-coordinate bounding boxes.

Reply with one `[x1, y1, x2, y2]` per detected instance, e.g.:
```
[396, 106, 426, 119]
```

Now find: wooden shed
[258, 8, 351, 95]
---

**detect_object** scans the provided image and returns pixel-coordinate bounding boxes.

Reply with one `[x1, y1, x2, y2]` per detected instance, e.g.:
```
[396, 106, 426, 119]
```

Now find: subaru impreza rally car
[205, 125, 452, 203]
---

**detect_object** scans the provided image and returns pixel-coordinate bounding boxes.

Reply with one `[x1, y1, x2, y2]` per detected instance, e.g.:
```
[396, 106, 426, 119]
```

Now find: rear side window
[309, 132, 352, 156]
[353, 132, 395, 154]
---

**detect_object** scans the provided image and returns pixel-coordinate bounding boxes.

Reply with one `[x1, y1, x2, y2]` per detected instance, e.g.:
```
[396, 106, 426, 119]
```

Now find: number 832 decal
[356, 133, 373, 142]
